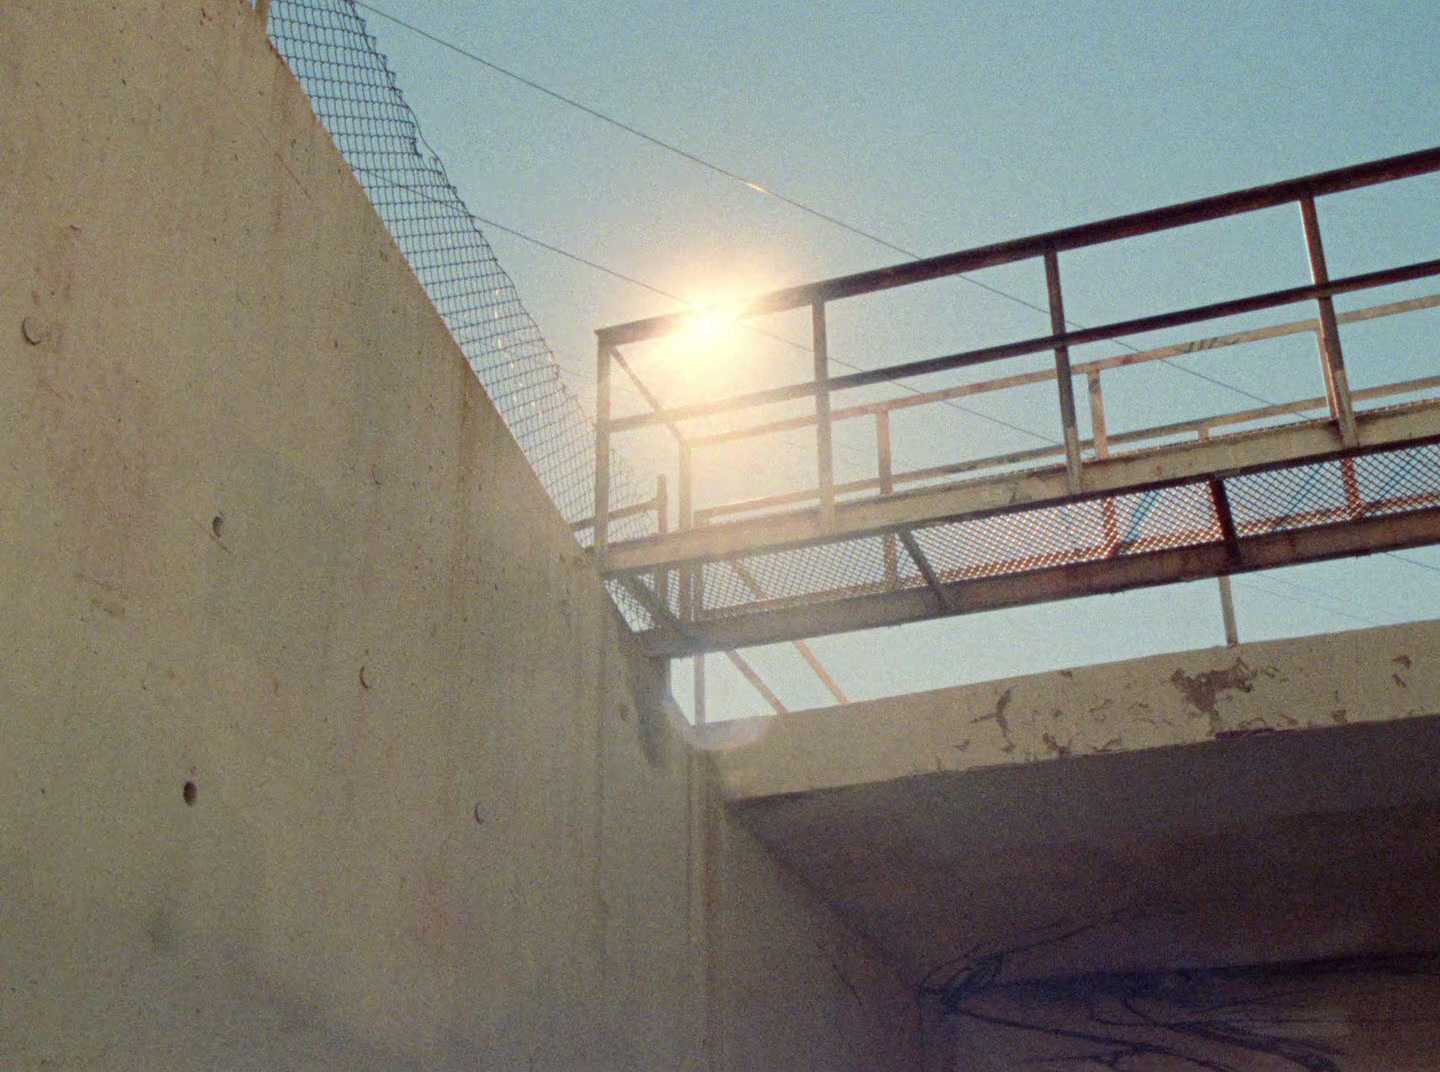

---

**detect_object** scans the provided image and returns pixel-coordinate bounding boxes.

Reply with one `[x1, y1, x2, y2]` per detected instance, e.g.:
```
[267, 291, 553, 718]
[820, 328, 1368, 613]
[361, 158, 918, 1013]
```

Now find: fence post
[877, 411, 899, 586]
[654, 475, 669, 607]
[1087, 370, 1109, 460]
[813, 301, 835, 520]
[1044, 248, 1083, 493]
[1299, 195, 1358, 447]
[594, 342, 613, 559]
[675, 443, 707, 723]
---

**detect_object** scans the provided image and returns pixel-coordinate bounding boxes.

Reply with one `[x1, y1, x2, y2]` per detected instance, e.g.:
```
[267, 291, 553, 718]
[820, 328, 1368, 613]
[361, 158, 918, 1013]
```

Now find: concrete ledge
[718, 619, 1440, 801]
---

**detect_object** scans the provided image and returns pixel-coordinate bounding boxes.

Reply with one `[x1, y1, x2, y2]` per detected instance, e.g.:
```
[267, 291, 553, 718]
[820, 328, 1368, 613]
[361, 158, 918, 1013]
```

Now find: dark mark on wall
[1169, 658, 1275, 734]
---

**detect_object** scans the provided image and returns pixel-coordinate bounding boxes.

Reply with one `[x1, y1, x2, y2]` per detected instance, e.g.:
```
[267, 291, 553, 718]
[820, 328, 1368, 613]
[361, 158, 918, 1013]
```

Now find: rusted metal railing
[591, 146, 1440, 659]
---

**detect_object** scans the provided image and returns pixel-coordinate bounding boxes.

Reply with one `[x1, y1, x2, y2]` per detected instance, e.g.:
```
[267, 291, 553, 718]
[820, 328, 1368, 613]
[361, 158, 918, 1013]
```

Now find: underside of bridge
[715, 619, 1440, 983]
[711, 618, 1440, 1066]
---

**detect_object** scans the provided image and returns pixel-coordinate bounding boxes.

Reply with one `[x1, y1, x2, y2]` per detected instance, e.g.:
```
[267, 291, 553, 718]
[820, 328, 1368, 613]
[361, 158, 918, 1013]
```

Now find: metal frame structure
[591, 147, 1440, 662]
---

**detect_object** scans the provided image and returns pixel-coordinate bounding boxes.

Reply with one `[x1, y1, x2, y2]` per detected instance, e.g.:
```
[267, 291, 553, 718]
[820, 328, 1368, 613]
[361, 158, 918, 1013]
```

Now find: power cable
[354, 165, 1055, 448]
[1230, 578, 1379, 628]
[1386, 550, 1440, 576]
[359, 4, 1439, 618]
[356, 0, 1277, 411]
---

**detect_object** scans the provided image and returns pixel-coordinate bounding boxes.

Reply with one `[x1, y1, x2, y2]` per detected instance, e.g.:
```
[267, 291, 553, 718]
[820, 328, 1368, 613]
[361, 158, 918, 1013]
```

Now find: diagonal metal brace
[617, 574, 696, 649]
[898, 529, 955, 612]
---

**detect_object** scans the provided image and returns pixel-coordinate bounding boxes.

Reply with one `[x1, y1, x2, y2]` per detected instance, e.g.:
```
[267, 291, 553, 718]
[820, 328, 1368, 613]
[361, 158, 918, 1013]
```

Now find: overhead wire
[351, 167, 891, 469]
[357, 2, 1440, 624]
[359, 162, 1052, 451]
[356, 0, 1281, 413]
[1387, 550, 1440, 575]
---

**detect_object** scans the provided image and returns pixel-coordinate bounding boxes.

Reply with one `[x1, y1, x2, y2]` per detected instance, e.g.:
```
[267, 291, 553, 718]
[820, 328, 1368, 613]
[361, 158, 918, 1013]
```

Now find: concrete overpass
[714, 619, 1440, 985]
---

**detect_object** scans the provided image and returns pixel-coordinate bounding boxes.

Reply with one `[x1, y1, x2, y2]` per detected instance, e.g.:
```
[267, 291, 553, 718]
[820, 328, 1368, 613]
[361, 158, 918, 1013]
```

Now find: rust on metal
[589, 148, 1440, 655]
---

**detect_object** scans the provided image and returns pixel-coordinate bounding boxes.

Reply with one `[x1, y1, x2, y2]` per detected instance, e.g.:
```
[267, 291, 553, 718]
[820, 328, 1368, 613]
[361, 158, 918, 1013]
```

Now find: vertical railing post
[677, 443, 706, 724]
[693, 561, 707, 724]
[678, 443, 694, 621]
[1044, 249, 1083, 493]
[1203, 433, 1242, 647]
[813, 301, 835, 521]
[594, 341, 613, 559]
[876, 411, 899, 587]
[1299, 195, 1358, 447]
[1089, 370, 1120, 553]
[654, 475, 669, 608]
[1217, 576, 1241, 648]
[1087, 370, 1109, 460]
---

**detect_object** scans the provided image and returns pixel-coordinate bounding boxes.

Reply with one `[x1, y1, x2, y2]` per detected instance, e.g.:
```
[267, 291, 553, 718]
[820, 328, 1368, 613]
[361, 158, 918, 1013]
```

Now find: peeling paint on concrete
[1169, 658, 1276, 734]
[717, 619, 1440, 804]
[1040, 732, 1072, 757]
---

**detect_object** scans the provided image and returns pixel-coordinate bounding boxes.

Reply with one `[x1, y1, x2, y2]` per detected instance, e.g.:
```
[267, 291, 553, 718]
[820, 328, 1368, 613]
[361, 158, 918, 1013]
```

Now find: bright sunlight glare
[648, 298, 750, 402]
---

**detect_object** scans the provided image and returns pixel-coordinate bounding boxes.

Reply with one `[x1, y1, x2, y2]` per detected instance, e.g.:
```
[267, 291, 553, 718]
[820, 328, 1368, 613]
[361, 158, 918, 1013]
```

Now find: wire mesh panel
[628, 439, 1440, 645]
[1227, 442, 1440, 535]
[1227, 461, 1356, 535]
[696, 535, 903, 619]
[266, 1, 656, 559]
[915, 482, 1222, 584]
[1352, 442, 1440, 518]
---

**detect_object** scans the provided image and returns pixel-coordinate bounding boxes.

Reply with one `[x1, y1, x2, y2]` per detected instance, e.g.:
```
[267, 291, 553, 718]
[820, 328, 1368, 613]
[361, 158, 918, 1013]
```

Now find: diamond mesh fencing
[640, 441, 1440, 631]
[1228, 442, 1440, 534]
[259, 3, 1440, 643]
[266, 0, 656, 563]
[913, 481, 1223, 584]
[697, 535, 902, 618]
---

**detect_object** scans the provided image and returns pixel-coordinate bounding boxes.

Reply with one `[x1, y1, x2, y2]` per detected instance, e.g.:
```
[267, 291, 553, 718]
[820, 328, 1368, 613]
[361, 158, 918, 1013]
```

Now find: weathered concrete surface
[0, 2, 922, 1068]
[717, 622, 1440, 985]
[720, 620, 1440, 799]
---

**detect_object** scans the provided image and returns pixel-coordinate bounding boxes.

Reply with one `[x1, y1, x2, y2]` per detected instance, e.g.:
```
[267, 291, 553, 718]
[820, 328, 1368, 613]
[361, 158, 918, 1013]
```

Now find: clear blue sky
[356, 0, 1440, 716]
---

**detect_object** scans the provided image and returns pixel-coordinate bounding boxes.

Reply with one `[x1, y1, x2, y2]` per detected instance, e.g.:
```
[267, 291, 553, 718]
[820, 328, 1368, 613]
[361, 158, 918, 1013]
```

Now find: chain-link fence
[267, 0, 656, 556]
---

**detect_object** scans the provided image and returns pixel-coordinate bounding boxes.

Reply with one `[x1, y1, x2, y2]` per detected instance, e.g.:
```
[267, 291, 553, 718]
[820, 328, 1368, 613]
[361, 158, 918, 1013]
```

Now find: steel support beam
[635, 507, 1440, 656]
[604, 401, 1440, 576]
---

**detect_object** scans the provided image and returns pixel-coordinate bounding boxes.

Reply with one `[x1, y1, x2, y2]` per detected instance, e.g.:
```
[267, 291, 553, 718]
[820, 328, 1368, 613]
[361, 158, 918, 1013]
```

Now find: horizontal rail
[692, 372, 1440, 525]
[608, 257, 1440, 432]
[604, 402, 1440, 575]
[570, 494, 661, 533]
[686, 293, 1440, 449]
[598, 145, 1440, 345]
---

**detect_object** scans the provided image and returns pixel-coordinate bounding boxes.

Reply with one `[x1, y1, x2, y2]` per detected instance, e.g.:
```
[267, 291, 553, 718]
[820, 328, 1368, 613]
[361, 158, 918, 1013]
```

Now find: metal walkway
[592, 147, 1440, 657]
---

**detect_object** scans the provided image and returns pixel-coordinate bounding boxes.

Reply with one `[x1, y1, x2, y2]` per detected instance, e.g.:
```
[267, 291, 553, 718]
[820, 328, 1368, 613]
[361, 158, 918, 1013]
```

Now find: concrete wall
[0, 2, 920, 1067]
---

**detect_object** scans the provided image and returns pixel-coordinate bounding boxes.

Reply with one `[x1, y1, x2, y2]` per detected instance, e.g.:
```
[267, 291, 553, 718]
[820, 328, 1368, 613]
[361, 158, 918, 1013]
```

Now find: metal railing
[595, 145, 1440, 551]
[591, 147, 1440, 659]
